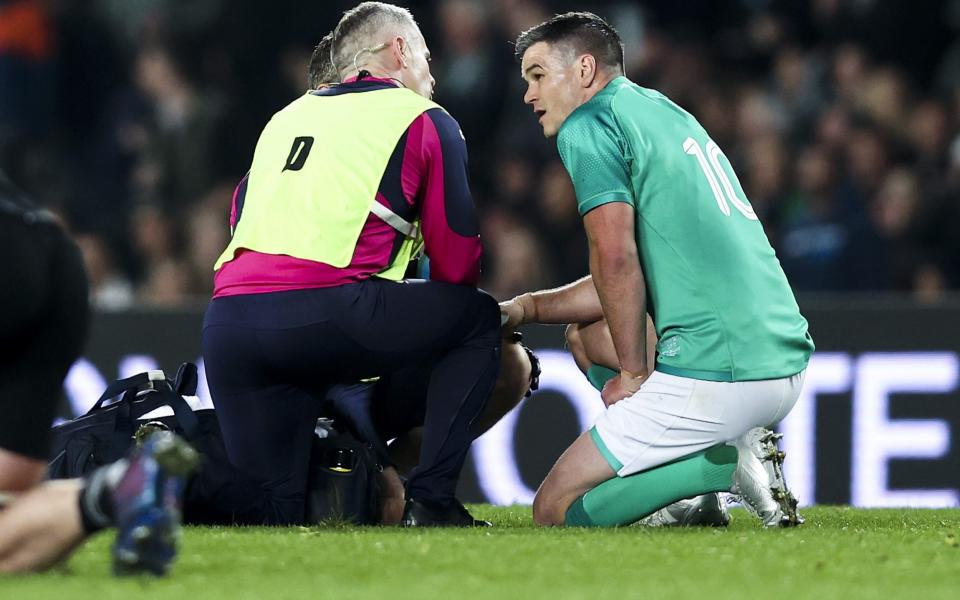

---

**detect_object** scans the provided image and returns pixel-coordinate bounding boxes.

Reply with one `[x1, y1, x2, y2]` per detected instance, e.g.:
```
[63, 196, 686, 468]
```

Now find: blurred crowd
[1, 0, 959, 308]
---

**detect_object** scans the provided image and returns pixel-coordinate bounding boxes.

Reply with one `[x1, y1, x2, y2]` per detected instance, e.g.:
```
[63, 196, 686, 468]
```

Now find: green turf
[2, 506, 959, 599]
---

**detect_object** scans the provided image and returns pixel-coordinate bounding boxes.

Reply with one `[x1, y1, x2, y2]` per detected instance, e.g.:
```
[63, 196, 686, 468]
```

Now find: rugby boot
[111, 431, 199, 576]
[640, 493, 731, 527]
[401, 498, 492, 527]
[730, 427, 804, 528]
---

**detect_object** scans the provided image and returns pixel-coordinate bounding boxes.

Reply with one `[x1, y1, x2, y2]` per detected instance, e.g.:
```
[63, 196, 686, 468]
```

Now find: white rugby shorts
[592, 369, 806, 476]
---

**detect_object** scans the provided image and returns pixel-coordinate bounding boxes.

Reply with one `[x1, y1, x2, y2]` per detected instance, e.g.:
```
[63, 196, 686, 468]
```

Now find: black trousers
[0, 216, 89, 459]
[201, 279, 501, 525]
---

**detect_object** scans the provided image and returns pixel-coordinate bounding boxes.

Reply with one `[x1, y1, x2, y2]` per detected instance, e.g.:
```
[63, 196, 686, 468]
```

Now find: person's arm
[555, 108, 647, 405]
[417, 109, 481, 286]
[583, 203, 648, 405]
[500, 275, 602, 327]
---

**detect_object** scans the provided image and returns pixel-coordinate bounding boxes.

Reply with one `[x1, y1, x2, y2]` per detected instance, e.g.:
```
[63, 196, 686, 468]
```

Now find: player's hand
[378, 466, 406, 525]
[499, 293, 535, 330]
[600, 369, 647, 408]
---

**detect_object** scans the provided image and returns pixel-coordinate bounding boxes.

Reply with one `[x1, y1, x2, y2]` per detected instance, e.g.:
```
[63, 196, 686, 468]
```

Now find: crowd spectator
[1, 0, 958, 306]
[74, 232, 135, 311]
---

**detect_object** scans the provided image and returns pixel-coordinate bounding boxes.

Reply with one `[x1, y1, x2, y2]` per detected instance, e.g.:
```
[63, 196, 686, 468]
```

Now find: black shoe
[401, 498, 492, 527]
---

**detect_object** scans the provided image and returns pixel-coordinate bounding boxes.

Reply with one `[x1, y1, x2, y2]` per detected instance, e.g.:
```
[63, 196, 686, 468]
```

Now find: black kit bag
[49, 364, 383, 526]
[46, 363, 251, 526]
[305, 425, 383, 526]
[48, 363, 218, 479]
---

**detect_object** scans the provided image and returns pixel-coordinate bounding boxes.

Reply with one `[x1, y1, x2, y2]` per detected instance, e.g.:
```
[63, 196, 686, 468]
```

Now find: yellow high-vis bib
[214, 86, 440, 281]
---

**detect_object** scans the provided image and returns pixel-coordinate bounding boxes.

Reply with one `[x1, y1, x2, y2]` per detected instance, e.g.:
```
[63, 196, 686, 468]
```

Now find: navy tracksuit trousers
[201, 279, 501, 524]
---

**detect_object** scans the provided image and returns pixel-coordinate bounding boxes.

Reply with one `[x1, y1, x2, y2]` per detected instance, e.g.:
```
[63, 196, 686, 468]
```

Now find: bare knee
[532, 489, 570, 527]
[533, 471, 580, 527]
[565, 323, 591, 374]
[565, 323, 582, 356]
[532, 493, 556, 526]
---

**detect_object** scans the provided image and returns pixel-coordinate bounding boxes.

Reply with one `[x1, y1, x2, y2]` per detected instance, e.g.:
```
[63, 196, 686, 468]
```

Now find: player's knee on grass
[533, 471, 585, 527]
[532, 487, 572, 527]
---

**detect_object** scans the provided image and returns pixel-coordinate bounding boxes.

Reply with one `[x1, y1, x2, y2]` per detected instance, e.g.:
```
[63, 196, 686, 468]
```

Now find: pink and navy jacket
[213, 76, 482, 298]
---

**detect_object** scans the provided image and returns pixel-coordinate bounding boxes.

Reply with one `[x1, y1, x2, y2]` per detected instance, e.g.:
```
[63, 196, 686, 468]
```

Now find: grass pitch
[2, 506, 958, 599]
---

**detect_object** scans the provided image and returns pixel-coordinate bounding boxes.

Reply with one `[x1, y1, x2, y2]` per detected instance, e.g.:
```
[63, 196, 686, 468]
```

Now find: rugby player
[502, 12, 815, 528]
[558, 311, 730, 526]
[0, 171, 197, 573]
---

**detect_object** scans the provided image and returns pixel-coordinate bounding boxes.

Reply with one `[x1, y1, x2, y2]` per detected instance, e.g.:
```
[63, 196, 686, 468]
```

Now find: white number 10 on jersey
[683, 137, 758, 220]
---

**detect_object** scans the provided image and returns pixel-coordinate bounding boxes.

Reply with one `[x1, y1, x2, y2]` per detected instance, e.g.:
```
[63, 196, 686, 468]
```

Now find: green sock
[564, 444, 737, 527]
[586, 364, 618, 391]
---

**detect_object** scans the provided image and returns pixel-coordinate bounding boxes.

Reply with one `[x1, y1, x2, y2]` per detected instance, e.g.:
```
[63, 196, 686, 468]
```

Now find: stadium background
[2, 0, 959, 507]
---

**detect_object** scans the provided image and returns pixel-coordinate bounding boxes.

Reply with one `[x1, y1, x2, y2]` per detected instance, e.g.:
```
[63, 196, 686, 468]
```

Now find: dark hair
[308, 33, 338, 88]
[514, 12, 624, 73]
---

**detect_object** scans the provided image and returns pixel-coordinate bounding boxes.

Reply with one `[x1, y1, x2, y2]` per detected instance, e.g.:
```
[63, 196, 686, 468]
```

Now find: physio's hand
[499, 293, 535, 330]
[600, 369, 647, 408]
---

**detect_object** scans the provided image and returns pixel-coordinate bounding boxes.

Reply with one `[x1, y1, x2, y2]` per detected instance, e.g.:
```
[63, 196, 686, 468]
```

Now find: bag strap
[123, 388, 201, 439]
[169, 362, 201, 437]
[174, 362, 199, 396]
[91, 364, 202, 440]
[87, 370, 166, 414]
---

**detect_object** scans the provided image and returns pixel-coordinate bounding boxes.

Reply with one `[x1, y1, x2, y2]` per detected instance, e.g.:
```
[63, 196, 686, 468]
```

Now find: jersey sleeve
[416, 108, 482, 286]
[556, 109, 634, 216]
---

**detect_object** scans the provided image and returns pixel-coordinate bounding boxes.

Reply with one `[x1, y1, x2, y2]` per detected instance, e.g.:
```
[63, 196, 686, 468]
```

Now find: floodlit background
[2, 0, 959, 306]
[3, 0, 959, 507]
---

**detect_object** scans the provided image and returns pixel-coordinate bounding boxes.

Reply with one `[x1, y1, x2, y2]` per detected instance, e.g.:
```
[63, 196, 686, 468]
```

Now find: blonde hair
[331, 2, 420, 77]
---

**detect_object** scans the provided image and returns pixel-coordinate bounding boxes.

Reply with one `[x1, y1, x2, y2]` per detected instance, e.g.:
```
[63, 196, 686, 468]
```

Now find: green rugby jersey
[557, 76, 814, 382]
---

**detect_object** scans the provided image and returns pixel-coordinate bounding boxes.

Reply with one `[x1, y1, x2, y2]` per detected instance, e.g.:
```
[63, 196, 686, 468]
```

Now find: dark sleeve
[229, 173, 249, 234]
[416, 108, 482, 286]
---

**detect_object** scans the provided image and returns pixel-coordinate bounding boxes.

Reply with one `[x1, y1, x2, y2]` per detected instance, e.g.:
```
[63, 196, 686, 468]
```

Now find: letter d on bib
[283, 136, 315, 172]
